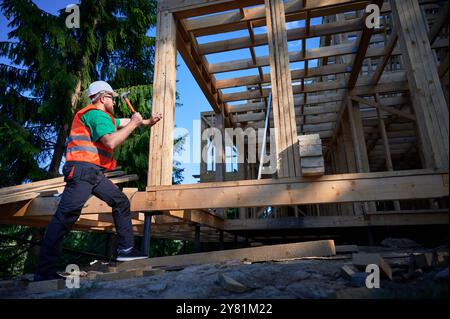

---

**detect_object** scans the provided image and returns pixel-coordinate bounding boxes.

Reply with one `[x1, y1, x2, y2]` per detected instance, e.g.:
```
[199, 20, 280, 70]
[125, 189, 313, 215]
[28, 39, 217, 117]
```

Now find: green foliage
[0, 0, 186, 278]
[0, 0, 158, 180]
[0, 117, 44, 186]
[0, 225, 34, 279]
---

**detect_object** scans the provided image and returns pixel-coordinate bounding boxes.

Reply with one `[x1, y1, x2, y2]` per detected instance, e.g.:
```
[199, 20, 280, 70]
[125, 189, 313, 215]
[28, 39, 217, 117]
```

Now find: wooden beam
[184, 0, 371, 36]
[161, 0, 264, 18]
[138, 170, 448, 210]
[351, 95, 416, 121]
[165, 210, 225, 230]
[177, 20, 222, 113]
[224, 210, 449, 230]
[210, 35, 444, 74]
[371, 30, 398, 85]
[115, 240, 336, 270]
[347, 0, 384, 89]
[229, 95, 408, 114]
[438, 54, 449, 79]
[148, 9, 177, 187]
[198, 17, 364, 55]
[374, 93, 401, 210]
[391, 0, 449, 169]
[221, 72, 407, 102]
[6, 170, 447, 215]
[216, 63, 349, 90]
[428, 1, 449, 44]
[183, 0, 438, 36]
[347, 98, 370, 173]
[265, 0, 300, 178]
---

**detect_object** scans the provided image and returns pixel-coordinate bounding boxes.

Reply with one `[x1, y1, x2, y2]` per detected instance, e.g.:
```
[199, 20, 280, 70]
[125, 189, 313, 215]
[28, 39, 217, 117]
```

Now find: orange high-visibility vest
[65, 105, 117, 170]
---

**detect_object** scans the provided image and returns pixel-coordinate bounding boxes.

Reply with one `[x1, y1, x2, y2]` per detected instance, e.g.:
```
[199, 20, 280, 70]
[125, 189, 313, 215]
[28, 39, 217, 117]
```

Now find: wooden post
[265, 0, 300, 178]
[391, 0, 449, 169]
[200, 116, 208, 179]
[194, 225, 201, 253]
[335, 130, 354, 216]
[219, 230, 224, 250]
[347, 98, 377, 213]
[347, 98, 370, 173]
[148, 9, 177, 187]
[375, 94, 401, 211]
[215, 108, 226, 218]
[215, 108, 226, 183]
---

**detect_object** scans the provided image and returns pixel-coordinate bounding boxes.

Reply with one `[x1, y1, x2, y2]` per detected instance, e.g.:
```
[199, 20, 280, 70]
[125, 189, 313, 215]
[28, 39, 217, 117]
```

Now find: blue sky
[1, 1, 321, 184]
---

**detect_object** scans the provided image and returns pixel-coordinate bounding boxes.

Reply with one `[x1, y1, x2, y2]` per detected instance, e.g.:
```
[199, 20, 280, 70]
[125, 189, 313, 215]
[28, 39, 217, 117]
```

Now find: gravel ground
[1, 245, 448, 299]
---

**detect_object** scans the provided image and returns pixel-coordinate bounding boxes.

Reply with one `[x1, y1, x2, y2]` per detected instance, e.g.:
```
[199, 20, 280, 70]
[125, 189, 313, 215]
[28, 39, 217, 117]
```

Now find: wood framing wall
[0, 0, 448, 243]
[148, 8, 177, 187]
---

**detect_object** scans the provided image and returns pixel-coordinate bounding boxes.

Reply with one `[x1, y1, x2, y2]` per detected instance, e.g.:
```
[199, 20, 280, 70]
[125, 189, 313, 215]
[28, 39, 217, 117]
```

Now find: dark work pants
[35, 161, 134, 277]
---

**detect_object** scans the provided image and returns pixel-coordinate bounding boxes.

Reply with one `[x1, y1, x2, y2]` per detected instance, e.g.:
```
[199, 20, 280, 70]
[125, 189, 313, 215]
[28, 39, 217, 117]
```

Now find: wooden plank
[222, 211, 449, 231]
[185, 0, 370, 35]
[301, 167, 325, 176]
[427, 2, 449, 44]
[177, 20, 222, 113]
[347, 97, 376, 212]
[391, 0, 449, 169]
[265, 0, 300, 178]
[352, 253, 393, 280]
[216, 63, 349, 89]
[148, 10, 177, 187]
[183, 0, 437, 35]
[115, 240, 336, 270]
[221, 72, 407, 102]
[209, 41, 396, 74]
[371, 30, 398, 85]
[374, 93, 400, 210]
[0, 175, 138, 206]
[351, 96, 415, 121]
[137, 171, 448, 210]
[0, 170, 125, 197]
[9, 170, 447, 215]
[299, 144, 323, 157]
[230, 95, 408, 115]
[347, 0, 383, 89]
[214, 109, 226, 184]
[347, 98, 369, 173]
[301, 156, 324, 168]
[198, 17, 364, 55]
[162, 0, 263, 18]
[165, 210, 225, 230]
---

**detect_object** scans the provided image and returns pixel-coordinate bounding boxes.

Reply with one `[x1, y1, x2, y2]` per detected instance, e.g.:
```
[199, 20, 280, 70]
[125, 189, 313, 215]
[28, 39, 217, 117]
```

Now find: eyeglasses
[103, 95, 114, 100]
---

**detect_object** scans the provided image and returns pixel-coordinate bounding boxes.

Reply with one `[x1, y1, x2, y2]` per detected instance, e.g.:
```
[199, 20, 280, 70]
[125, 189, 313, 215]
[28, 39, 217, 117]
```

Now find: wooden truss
[0, 0, 449, 243]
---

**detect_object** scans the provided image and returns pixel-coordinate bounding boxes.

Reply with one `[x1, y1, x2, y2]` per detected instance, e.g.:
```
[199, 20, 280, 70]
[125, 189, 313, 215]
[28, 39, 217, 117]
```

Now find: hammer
[120, 91, 136, 114]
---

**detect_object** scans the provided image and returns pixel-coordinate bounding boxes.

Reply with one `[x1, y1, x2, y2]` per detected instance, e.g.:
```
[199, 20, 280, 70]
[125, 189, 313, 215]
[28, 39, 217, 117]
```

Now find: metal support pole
[219, 230, 224, 250]
[194, 225, 201, 253]
[142, 212, 152, 257]
[258, 93, 272, 179]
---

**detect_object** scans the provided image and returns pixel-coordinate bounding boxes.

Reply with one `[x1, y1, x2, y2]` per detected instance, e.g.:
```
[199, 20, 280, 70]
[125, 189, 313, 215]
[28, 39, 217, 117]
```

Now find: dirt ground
[0, 241, 448, 299]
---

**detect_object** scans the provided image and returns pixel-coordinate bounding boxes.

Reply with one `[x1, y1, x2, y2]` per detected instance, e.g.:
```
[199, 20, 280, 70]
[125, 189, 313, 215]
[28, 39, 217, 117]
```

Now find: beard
[107, 105, 115, 115]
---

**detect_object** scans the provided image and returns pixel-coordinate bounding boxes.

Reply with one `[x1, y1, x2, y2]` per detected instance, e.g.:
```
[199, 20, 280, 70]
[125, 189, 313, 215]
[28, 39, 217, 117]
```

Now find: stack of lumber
[0, 167, 138, 205]
[298, 134, 325, 176]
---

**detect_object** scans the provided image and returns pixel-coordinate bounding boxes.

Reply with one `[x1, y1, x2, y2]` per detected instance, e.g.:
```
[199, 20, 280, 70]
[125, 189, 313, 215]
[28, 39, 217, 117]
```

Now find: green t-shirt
[81, 110, 120, 142]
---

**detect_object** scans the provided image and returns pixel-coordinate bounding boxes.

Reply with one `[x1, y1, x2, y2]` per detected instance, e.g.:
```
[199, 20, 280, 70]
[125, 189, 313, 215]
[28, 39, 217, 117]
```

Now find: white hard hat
[87, 81, 118, 100]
